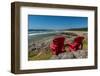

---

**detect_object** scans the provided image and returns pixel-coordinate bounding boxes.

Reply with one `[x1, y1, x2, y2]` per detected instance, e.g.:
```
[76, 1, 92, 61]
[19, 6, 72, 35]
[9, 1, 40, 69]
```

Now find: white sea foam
[28, 31, 61, 36]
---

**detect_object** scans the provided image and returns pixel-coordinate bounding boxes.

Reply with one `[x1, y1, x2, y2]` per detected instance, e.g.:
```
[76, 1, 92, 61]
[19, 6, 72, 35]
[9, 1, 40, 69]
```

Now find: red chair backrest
[74, 36, 84, 43]
[50, 35, 65, 55]
[53, 36, 65, 45]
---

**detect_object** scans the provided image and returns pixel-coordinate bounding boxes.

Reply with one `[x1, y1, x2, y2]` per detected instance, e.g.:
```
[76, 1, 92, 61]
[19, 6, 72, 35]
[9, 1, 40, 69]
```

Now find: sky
[28, 15, 88, 30]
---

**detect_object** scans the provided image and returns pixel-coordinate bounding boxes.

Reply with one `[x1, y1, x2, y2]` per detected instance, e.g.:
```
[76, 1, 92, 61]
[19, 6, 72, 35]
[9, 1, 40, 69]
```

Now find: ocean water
[28, 30, 60, 44]
[28, 30, 61, 36]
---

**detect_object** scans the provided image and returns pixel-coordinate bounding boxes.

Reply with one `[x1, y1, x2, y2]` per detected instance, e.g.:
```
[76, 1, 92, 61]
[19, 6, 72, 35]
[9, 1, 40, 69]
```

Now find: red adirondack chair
[50, 35, 65, 55]
[66, 36, 84, 52]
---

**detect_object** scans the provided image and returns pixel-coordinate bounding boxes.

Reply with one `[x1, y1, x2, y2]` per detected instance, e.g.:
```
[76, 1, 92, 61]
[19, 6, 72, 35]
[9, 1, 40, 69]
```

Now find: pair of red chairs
[50, 35, 84, 55]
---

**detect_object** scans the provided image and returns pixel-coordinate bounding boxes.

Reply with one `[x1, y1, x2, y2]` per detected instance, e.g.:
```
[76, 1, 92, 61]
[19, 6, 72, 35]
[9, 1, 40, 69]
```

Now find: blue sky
[28, 15, 88, 30]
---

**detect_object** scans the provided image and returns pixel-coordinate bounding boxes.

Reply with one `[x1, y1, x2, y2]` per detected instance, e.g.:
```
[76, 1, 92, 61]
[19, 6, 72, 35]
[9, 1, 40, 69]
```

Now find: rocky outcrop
[50, 50, 87, 59]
